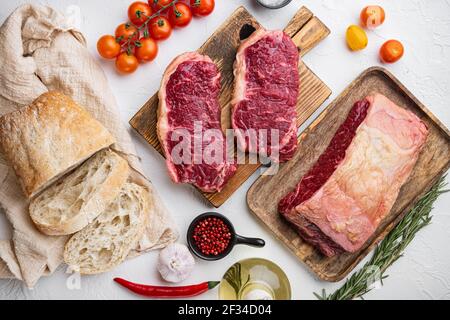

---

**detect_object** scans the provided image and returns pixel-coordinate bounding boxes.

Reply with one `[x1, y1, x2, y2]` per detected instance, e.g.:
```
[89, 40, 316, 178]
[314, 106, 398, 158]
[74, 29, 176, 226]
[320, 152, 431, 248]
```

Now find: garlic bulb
[157, 243, 195, 283]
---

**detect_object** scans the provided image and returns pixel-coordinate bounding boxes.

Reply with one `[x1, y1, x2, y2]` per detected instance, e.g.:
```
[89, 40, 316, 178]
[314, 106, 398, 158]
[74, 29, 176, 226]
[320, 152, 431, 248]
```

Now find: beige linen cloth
[0, 4, 178, 287]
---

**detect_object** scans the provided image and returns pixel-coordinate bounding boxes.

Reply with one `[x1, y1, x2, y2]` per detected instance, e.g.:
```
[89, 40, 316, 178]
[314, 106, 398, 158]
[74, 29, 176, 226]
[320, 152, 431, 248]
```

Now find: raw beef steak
[279, 93, 428, 256]
[232, 29, 300, 162]
[157, 52, 237, 192]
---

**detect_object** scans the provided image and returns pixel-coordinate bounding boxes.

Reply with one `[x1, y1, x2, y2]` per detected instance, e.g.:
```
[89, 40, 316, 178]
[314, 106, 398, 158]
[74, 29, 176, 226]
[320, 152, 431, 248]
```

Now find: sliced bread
[0, 91, 116, 198]
[29, 149, 129, 236]
[63, 183, 149, 274]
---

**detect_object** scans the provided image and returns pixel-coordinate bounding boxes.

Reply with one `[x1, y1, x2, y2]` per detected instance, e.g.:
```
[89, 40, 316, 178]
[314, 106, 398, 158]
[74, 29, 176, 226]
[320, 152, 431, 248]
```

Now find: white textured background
[0, 0, 449, 300]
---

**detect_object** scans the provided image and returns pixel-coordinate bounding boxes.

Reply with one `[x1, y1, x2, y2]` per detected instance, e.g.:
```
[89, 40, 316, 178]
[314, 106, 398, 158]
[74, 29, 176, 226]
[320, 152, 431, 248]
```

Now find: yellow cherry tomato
[346, 25, 368, 51]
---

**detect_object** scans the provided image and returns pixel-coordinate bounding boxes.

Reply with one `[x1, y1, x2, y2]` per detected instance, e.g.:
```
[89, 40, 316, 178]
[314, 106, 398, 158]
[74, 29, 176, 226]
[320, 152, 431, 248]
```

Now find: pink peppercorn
[193, 217, 232, 256]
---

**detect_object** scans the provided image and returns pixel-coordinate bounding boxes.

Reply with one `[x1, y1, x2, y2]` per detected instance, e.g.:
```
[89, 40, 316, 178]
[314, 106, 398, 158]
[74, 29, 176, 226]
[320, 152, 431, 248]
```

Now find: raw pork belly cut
[232, 29, 300, 162]
[279, 93, 428, 256]
[158, 52, 237, 192]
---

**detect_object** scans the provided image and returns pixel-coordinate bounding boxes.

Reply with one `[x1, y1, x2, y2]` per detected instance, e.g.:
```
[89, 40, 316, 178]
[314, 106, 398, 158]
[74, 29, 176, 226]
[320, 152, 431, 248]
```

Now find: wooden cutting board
[129, 6, 331, 207]
[247, 67, 450, 282]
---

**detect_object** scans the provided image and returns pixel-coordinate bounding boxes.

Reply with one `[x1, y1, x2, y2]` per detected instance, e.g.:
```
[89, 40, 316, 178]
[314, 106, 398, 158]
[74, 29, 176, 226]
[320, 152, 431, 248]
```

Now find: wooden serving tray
[247, 67, 450, 282]
[129, 6, 331, 207]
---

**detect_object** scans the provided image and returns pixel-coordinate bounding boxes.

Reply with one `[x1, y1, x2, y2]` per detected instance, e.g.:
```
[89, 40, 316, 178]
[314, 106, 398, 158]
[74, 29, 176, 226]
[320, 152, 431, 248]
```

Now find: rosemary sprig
[224, 263, 251, 297]
[315, 175, 448, 300]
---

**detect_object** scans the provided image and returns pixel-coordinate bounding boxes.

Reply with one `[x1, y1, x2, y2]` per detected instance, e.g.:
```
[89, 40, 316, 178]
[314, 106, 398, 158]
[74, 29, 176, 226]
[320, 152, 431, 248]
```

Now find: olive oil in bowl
[219, 258, 291, 300]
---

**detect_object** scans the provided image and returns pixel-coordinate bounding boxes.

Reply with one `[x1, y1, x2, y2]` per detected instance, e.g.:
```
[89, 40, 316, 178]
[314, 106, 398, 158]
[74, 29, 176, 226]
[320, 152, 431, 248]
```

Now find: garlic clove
[157, 243, 195, 283]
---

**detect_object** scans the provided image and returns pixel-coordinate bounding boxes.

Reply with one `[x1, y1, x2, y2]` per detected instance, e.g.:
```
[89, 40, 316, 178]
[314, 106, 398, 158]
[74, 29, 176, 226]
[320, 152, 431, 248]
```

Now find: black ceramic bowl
[187, 212, 265, 261]
[256, 0, 292, 10]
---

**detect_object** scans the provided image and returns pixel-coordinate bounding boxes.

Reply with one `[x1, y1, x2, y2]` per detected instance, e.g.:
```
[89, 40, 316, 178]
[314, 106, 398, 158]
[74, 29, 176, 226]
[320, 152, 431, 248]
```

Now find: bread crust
[0, 91, 116, 198]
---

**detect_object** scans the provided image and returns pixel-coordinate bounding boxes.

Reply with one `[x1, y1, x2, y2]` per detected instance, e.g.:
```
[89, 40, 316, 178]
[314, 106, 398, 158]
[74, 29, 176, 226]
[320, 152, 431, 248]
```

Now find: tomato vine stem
[119, 0, 179, 54]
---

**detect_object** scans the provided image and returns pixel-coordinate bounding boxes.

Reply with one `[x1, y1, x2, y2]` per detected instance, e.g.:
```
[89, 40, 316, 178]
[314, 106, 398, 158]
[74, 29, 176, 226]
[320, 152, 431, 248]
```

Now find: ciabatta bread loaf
[0, 91, 115, 198]
[29, 149, 129, 236]
[63, 183, 149, 274]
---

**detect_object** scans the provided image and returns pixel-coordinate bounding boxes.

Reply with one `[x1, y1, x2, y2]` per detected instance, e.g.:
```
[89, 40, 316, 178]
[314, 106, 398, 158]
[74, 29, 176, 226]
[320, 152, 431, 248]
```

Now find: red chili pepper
[114, 278, 220, 298]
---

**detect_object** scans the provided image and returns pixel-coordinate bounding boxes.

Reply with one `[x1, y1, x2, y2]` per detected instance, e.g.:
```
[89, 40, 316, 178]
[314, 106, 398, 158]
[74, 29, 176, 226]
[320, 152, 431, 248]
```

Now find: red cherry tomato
[150, 0, 172, 10]
[380, 40, 404, 63]
[115, 52, 139, 74]
[360, 5, 385, 29]
[190, 0, 215, 16]
[128, 2, 153, 27]
[168, 3, 192, 28]
[97, 35, 121, 59]
[135, 37, 158, 62]
[148, 16, 172, 40]
[115, 23, 139, 45]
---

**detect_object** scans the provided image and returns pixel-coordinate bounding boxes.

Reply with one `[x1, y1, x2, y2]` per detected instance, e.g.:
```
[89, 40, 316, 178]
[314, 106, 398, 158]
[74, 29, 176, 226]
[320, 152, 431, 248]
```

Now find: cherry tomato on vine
[190, 0, 215, 16]
[115, 23, 139, 45]
[97, 35, 121, 59]
[360, 5, 385, 29]
[150, 0, 172, 10]
[115, 52, 139, 73]
[168, 3, 192, 28]
[148, 16, 172, 40]
[135, 38, 158, 62]
[128, 2, 153, 27]
[380, 40, 404, 63]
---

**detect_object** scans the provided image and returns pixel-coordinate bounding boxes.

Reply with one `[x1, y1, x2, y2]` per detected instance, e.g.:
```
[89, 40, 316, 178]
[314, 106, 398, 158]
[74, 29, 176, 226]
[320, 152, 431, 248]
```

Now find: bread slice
[63, 183, 149, 274]
[29, 149, 129, 236]
[0, 91, 116, 198]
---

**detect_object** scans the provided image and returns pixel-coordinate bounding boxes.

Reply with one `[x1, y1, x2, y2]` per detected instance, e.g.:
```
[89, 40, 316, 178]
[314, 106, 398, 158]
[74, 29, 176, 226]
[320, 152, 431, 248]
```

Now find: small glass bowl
[219, 258, 292, 300]
[256, 0, 293, 10]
